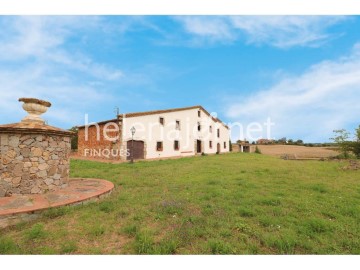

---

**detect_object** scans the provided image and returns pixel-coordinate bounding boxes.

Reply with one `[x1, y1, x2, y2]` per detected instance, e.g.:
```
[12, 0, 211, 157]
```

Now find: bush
[352, 142, 360, 159]
[331, 129, 352, 158]
[351, 126, 360, 158]
[255, 146, 261, 154]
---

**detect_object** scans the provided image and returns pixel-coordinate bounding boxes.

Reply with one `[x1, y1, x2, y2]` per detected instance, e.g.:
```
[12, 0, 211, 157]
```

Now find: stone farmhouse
[77, 105, 230, 161]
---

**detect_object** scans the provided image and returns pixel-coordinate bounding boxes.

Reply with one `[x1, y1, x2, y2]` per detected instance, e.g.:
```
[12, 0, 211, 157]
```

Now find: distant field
[1, 153, 359, 254]
[257, 145, 338, 158]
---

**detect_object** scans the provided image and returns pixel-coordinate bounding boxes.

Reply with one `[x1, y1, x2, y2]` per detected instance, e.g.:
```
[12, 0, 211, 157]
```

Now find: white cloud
[173, 16, 235, 44]
[225, 43, 360, 142]
[0, 62, 110, 126]
[230, 16, 346, 48]
[0, 16, 123, 80]
[0, 16, 124, 128]
[174, 16, 347, 48]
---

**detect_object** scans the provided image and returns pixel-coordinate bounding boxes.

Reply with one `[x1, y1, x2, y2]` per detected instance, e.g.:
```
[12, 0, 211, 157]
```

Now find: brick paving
[0, 178, 114, 228]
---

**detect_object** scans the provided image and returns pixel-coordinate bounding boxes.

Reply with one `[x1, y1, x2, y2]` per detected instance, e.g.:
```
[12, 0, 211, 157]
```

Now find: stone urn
[19, 98, 52, 124]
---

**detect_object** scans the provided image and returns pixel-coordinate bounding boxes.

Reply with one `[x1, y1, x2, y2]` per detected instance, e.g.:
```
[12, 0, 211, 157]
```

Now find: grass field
[1, 153, 360, 254]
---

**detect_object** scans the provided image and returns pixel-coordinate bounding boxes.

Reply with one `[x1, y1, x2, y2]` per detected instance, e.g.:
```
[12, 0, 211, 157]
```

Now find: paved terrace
[0, 178, 114, 228]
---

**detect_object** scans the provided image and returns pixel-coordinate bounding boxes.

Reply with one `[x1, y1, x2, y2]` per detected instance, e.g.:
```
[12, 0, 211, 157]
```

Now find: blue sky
[0, 16, 359, 142]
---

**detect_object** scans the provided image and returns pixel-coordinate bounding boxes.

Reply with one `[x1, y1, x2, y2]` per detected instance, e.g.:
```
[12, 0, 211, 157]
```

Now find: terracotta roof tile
[77, 105, 229, 129]
[119, 105, 229, 129]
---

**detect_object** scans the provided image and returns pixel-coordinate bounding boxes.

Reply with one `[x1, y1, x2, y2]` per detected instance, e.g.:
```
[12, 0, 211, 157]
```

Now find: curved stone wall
[0, 133, 71, 196]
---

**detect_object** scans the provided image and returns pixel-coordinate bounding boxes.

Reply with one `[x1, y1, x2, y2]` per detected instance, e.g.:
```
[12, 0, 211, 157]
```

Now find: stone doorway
[196, 140, 202, 153]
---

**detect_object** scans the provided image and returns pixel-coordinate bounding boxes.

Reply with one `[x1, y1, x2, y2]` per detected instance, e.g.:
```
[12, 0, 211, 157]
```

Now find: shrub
[351, 126, 360, 158]
[352, 142, 360, 159]
[331, 129, 353, 158]
[255, 146, 261, 154]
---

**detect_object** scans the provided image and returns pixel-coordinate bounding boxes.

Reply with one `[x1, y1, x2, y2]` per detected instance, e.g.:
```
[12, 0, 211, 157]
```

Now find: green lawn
[1, 153, 360, 254]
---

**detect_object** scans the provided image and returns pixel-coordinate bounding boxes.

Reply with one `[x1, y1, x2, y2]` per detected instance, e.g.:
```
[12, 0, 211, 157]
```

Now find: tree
[330, 129, 352, 158]
[278, 137, 287, 144]
[295, 139, 304, 145]
[68, 126, 78, 150]
[352, 125, 360, 158]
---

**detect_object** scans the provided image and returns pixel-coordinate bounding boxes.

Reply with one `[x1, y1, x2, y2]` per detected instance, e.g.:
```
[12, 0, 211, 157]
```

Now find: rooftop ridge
[77, 105, 229, 129]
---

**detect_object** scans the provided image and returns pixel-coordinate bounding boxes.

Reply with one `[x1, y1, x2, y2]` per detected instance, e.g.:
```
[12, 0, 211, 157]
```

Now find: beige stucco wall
[121, 108, 230, 159]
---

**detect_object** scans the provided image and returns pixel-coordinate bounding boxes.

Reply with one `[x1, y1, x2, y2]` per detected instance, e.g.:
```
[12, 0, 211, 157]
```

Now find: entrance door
[217, 143, 221, 153]
[196, 140, 202, 153]
[127, 140, 145, 160]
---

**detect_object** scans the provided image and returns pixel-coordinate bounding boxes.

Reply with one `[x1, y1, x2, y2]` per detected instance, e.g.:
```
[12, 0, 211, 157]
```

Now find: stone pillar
[0, 98, 73, 197]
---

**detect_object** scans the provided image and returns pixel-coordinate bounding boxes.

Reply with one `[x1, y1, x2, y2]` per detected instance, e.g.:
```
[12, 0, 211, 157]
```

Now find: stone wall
[0, 133, 71, 196]
[232, 144, 240, 152]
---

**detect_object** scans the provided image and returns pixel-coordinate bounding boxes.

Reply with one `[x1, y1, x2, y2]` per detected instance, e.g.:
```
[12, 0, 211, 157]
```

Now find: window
[174, 140, 179, 150]
[156, 141, 163, 151]
[198, 122, 201, 131]
[198, 110, 201, 117]
[209, 126, 212, 133]
[209, 141, 213, 149]
[175, 120, 180, 130]
[217, 128, 220, 138]
[159, 117, 164, 125]
[224, 142, 226, 149]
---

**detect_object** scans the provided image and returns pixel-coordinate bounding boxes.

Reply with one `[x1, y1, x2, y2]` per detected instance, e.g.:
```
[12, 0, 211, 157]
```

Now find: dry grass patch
[257, 145, 338, 158]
